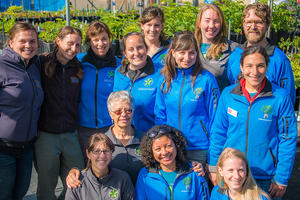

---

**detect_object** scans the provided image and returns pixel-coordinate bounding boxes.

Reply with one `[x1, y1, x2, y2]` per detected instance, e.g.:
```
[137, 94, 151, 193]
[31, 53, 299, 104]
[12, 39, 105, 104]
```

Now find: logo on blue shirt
[144, 78, 153, 87]
[193, 88, 203, 99]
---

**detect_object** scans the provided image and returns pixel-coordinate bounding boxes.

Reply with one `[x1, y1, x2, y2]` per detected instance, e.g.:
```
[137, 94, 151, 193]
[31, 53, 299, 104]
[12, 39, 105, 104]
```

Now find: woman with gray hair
[67, 90, 144, 185]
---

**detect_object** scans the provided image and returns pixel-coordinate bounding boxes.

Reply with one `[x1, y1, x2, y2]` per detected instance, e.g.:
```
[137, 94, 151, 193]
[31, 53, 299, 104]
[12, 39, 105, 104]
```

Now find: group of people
[0, 2, 297, 200]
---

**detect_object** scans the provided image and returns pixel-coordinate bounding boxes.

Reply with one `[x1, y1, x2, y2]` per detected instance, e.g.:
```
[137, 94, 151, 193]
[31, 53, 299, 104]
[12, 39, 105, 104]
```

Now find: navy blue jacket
[0, 47, 44, 145]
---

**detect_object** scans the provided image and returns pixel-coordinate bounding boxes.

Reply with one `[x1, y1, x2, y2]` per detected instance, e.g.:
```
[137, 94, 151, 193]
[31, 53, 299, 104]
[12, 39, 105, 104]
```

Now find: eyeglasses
[148, 127, 172, 138]
[111, 108, 133, 115]
[91, 149, 111, 156]
[244, 20, 265, 28]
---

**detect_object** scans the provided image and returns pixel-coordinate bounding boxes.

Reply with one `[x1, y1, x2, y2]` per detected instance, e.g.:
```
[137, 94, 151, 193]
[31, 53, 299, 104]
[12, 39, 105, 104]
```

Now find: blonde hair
[194, 4, 227, 60]
[217, 148, 270, 200]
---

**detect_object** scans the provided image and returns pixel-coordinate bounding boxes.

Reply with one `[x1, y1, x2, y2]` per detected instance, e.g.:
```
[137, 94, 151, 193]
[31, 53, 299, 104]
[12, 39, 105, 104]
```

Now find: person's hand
[192, 161, 205, 176]
[66, 168, 81, 188]
[268, 182, 287, 199]
[209, 172, 217, 186]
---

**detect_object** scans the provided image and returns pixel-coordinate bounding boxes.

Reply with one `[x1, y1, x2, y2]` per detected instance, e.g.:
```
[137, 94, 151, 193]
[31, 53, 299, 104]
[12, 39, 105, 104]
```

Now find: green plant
[215, 0, 245, 34]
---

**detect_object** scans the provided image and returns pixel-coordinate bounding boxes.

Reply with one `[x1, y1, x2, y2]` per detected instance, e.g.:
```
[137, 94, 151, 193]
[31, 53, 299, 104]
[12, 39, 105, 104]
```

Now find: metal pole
[145, 0, 148, 8]
[267, 0, 273, 38]
[228, 18, 231, 40]
[138, 1, 143, 16]
[66, 0, 70, 26]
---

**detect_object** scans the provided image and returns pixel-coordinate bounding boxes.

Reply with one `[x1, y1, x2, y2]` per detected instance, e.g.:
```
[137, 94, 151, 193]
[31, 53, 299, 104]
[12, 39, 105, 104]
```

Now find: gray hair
[107, 90, 134, 112]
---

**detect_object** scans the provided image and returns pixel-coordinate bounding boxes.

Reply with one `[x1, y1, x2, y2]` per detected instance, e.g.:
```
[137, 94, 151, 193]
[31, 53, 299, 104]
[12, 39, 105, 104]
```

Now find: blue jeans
[0, 148, 33, 200]
[256, 179, 282, 200]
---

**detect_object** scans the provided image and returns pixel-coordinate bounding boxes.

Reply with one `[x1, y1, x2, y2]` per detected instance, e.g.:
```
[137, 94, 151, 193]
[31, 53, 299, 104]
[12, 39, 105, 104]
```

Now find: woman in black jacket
[35, 26, 84, 200]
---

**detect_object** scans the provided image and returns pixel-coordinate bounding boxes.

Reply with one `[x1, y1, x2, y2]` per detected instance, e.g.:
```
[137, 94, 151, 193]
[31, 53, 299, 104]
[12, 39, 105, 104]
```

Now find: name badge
[228, 107, 238, 117]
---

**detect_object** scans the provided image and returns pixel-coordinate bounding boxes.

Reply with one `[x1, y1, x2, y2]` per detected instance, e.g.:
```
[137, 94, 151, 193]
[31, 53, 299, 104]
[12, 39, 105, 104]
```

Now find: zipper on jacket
[269, 148, 276, 167]
[212, 88, 218, 110]
[178, 70, 186, 131]
[200, 120, 210, 140]
[282, 116, 291, 139]
[245, 102, 252, 156]
[280, 78, 288, 88]
[62, 66, 66, 130]
[24, 71, 36, 142]
[94, 69, 99, 128]
[201, 181, 209, 200]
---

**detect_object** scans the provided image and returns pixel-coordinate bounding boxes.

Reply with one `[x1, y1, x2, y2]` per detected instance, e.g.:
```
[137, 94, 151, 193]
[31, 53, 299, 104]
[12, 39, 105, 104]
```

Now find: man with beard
[227, 2, 295, 103]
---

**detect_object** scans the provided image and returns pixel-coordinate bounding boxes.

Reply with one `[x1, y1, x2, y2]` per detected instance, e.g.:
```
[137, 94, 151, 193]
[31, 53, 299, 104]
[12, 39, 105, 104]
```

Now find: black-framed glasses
[91, 149, 111, 156]
[148, 127, 172, 138]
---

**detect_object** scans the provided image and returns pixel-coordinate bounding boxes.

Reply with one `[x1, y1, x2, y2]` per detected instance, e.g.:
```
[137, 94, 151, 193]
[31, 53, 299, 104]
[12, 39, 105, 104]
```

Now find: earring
[111, 119, 114, 124]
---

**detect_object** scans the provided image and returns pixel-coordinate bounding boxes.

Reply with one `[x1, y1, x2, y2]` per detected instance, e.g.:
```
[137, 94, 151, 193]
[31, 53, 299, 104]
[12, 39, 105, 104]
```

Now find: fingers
[268, 182, 287, 199]
[66, 168, 82, 188]
[191, 161, 205, 177]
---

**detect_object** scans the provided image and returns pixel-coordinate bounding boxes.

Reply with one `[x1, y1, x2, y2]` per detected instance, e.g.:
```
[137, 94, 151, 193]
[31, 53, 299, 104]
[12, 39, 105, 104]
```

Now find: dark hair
[240, 45, 269, 66]
[121, 32, 147, 66]
[85, 21, 112, 44]
[161, 31, 202, 93]
[140, 125, 187, 170]
[242, 2, 271, 27]
[237, 45, 269, 80]
[5, 22, 38, 48]
[44, 26, 83, 78]
[85, 133, 115, 170]
[139, 6, 166, 42]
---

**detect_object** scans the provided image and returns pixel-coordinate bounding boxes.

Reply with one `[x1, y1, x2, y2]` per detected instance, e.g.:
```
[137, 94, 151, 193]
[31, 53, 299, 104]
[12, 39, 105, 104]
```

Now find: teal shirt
[159, 170, 178, 200]
[200, 43, 211, 59]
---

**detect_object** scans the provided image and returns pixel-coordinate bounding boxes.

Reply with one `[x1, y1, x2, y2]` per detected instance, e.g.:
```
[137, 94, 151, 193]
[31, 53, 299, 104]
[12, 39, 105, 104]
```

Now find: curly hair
[140, 125, 187, 170]
[242, 2, 271, 27]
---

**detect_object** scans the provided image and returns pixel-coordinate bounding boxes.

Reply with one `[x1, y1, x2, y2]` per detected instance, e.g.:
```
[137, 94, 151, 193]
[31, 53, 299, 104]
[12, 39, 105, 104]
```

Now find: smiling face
[109, 100, 133, 129]
[199, 8, 221, 43]
[89, 31, 110, 57]
[56, 33, 82, 64]
[87, 141, 112, 176]
[9, 30, 38, 63]
[141, 17, 163, 42]
[124, 34, 148, 70]
[218, 157, 247, 193]
[152, 135, 177, 172]
[243, 9, 268, 46]
[172, 44, 197, 69]
[241, 52, 267, 93]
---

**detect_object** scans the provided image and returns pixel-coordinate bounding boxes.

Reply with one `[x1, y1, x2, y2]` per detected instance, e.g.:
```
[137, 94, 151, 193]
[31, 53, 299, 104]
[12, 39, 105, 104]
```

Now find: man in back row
[227, 2, 296, 104]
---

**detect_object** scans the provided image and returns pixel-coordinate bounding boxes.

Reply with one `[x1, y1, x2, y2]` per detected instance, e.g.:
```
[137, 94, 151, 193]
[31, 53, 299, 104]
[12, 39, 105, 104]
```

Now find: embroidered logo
[261, 105, 273, 119]
[159, 53, 166, 64]
[183, 177, 192, 190]
[135, 147, 141, 156]
[108, 70, 114, 78]
[109, 189, 118, 199]
[70, 76, 79, 84]
[193, 88, 203, 99]
[34, 80, 42, 89]
[144, 78, 153, 87]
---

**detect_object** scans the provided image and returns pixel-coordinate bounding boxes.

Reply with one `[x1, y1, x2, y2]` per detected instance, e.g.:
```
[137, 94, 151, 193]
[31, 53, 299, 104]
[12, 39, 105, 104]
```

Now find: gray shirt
[200, 39, 237, 92]
[105, 126, 144, 184]
[65, 167, 135, 200]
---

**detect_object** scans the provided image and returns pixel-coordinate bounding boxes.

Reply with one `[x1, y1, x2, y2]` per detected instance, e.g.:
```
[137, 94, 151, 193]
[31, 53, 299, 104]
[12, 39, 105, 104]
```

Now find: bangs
[173, 36, 195, 51]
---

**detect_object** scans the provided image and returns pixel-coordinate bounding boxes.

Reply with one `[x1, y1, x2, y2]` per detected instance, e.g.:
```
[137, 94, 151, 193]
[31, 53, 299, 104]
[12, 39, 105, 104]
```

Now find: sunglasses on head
[148, 126, 172, 139]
